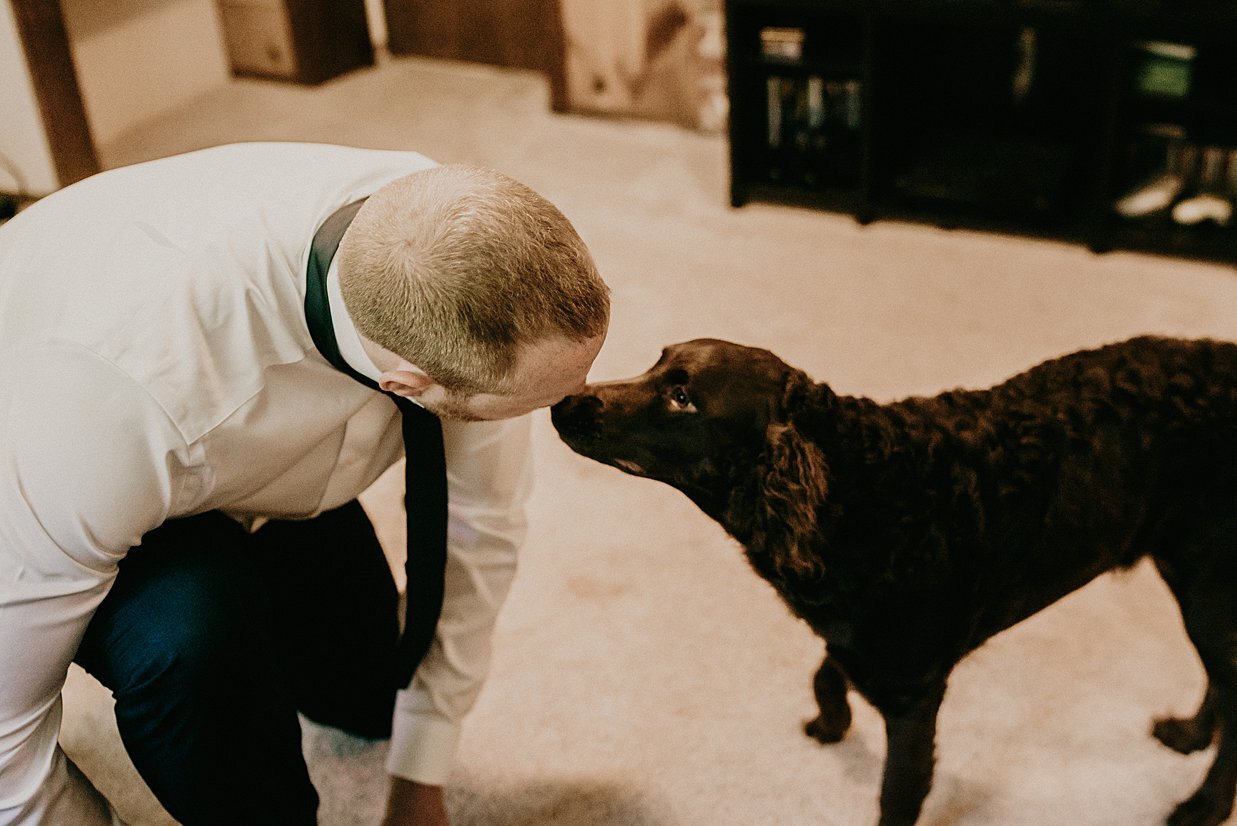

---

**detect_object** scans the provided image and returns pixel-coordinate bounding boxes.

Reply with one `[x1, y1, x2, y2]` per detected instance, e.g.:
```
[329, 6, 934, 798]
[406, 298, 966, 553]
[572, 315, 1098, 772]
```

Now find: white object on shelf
[1172, 193, 1232, 226]
[1114, 173, 1183, 217]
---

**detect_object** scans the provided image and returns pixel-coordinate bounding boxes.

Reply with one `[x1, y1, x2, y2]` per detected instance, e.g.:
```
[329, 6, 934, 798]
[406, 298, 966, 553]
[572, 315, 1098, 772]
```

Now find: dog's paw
[804, 714, 849, 744]
[1166, 790, 1233, 826]
[1152, 716, 1216, 754]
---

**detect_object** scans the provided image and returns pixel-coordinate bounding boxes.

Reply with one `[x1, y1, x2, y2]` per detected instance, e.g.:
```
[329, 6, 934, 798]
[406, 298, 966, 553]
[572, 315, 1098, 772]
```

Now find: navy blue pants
[73, 502, 400, 825]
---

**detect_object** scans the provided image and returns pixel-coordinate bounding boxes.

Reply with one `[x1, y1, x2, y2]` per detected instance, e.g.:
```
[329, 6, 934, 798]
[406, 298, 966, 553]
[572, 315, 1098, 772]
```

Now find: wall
[364, 0, 386, 49]
[59, 0, 229, 148]
[561, 0, 726, 132]
[0, 0, 59, 195]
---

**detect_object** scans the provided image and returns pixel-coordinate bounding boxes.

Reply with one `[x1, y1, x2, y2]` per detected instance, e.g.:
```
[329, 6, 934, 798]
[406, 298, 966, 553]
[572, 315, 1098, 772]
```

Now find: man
[0, 143, 610, 824]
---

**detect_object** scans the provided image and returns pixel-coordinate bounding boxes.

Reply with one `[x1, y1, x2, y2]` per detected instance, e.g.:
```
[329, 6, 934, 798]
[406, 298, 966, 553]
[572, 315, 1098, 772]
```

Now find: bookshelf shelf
[742, 56, 862, 76]
[724, 0, 1237, 264]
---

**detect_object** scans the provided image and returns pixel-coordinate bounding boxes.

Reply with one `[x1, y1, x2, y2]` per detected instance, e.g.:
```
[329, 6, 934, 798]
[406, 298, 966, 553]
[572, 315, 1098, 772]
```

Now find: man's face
[419, 333, 606, 421]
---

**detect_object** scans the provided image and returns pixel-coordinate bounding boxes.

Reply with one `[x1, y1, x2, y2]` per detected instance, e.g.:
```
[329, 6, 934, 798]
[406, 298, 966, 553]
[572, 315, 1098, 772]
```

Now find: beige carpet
[59, 54, 1237, 825]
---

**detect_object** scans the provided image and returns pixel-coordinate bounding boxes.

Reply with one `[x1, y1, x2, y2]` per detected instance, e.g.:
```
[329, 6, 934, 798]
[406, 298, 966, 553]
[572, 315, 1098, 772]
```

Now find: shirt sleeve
[384, 413, 533, 784]
[0, 344, 188, 825]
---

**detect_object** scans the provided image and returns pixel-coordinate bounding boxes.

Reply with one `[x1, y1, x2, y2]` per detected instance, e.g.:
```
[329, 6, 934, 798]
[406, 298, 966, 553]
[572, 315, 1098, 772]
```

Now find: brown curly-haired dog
[551, 335, 1237, 826]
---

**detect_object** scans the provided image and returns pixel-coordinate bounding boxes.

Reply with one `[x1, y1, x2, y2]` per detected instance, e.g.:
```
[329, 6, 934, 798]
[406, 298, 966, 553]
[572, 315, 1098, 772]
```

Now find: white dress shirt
[0, 143, 531, 824]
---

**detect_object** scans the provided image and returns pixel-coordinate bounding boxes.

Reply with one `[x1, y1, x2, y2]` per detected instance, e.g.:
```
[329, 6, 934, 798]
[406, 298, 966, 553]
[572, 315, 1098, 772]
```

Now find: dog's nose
[551, 393, 603, 418]
[550, 393, 603, 438]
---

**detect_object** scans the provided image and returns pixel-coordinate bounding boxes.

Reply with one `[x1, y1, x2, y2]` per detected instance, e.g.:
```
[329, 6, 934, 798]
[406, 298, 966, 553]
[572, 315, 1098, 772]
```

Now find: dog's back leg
[1152, 520, 1237, 826]
[805, 654, 852, 744]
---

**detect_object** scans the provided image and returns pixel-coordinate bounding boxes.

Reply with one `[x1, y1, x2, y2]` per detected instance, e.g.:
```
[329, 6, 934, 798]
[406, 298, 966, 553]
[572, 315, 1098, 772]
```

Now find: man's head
[338, 164, 610, 420]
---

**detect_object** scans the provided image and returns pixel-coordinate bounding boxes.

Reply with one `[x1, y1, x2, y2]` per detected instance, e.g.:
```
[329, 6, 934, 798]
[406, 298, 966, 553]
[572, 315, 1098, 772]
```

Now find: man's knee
[119, 593, 266, 701]
[79, 543, 279, 704]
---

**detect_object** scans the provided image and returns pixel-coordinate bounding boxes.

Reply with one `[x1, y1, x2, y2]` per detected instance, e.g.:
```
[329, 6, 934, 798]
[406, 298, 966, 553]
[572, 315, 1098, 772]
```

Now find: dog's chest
[755, 566, 858, 648]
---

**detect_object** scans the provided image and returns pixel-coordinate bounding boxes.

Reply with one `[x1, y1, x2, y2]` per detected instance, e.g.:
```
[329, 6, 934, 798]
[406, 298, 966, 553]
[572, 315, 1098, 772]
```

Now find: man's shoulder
[156, 142, 438, 174]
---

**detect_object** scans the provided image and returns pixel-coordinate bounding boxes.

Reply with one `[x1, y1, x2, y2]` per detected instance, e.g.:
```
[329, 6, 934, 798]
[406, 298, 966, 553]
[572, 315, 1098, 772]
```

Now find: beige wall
[0, 0, 60, 195]
[562, 1, 646, 114]
[364, 0, 385, 49]
[561, 0, 725, 131]
[60, 0, 230, 147]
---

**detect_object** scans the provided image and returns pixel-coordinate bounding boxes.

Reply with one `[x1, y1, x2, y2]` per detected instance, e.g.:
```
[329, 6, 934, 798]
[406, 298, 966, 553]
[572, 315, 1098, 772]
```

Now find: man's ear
[378, 362, 436, 398]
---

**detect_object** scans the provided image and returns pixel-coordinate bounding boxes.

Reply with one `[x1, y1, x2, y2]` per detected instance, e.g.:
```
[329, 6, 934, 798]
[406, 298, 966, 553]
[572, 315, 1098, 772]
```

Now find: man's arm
[382, 414, 533, 822]
[0, 347, 184, 824]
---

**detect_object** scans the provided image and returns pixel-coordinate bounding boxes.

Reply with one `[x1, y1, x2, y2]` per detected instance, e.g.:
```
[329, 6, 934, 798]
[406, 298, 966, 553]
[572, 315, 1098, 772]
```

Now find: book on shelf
[764, 73, 863, 186]
[760, 26, 804, 62]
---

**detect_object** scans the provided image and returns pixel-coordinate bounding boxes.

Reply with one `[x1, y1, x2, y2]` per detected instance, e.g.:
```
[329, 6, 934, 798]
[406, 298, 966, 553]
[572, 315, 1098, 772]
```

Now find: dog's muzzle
[550, 393, 603, 445]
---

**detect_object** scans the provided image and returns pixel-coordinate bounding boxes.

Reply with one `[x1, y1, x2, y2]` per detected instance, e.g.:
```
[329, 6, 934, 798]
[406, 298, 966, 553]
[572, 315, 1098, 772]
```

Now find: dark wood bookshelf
[724, 0, 1237, 265]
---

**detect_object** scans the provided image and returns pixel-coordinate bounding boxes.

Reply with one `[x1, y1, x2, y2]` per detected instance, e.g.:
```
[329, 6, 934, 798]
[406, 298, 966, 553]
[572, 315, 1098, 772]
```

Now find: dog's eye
[668, 387, 696, 413]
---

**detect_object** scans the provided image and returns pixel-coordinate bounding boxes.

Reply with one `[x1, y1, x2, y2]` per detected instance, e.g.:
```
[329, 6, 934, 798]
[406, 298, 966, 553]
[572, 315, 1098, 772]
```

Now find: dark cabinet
[218, 0, 372, 85]
[383, 0, 568, 111]
[724, 0, 1237, 264]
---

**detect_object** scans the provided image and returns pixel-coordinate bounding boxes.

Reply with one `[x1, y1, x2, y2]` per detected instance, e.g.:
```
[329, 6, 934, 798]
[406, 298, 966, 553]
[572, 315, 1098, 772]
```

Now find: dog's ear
[754, 421, 828, 580]
[771, 368, 834, 426]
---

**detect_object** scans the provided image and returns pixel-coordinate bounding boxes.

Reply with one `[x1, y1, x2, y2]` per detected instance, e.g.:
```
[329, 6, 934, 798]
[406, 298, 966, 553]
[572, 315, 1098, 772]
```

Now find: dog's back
[852, 336, 1237, 642]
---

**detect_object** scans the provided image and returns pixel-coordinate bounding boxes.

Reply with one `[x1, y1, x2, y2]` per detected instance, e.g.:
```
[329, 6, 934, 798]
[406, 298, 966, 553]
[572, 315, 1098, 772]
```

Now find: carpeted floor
[59, 54, 1237, 825]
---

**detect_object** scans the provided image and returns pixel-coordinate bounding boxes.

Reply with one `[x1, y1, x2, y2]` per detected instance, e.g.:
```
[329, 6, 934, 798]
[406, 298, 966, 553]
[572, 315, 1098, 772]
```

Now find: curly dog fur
[551, 335, 1237, 826]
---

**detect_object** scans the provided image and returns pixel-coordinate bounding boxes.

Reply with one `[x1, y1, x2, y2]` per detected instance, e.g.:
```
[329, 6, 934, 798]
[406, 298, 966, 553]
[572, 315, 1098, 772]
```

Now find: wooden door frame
[10, 0, 99, 187]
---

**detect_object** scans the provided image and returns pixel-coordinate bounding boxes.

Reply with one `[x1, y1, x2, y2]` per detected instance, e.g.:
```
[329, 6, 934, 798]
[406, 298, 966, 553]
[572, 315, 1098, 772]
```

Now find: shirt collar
[325, 257, 383, 384]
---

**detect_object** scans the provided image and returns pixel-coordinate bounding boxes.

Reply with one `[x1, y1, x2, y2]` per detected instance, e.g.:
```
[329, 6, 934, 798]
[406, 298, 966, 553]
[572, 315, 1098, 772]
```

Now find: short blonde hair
[338, 164, 609, 392]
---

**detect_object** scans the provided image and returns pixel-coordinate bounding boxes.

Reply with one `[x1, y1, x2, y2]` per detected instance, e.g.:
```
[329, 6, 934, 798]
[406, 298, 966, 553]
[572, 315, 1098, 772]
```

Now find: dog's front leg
[874, 686, 946, 826]
[805, 655, 852, 743]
